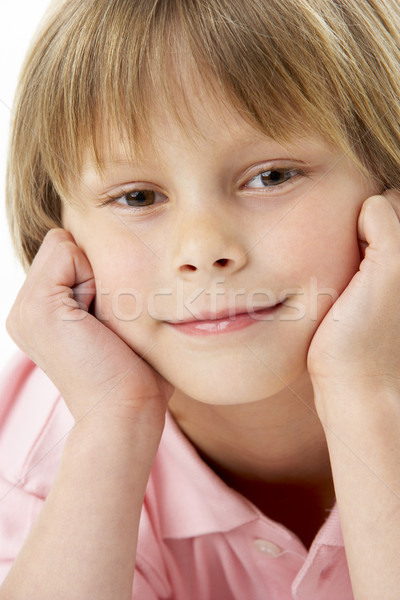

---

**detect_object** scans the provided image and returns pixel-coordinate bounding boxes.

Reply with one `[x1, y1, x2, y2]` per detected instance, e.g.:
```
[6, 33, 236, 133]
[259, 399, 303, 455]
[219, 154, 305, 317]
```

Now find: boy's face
[62, 90, 379, 405]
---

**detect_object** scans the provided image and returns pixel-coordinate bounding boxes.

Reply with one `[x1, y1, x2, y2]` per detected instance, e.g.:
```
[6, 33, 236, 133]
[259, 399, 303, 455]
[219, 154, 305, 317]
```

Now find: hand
[307, 192, 400, 393]
[6, 229, 173, 426]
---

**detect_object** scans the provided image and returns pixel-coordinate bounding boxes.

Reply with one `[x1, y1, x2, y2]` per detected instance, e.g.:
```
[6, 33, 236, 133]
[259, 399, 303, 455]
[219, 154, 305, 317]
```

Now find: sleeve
[131, 500, 173, 599]
[0, 353, 173, 598]
[132, 570, 170, 600]
[0, 475, 45, 583]
[0, 352, 73, 584]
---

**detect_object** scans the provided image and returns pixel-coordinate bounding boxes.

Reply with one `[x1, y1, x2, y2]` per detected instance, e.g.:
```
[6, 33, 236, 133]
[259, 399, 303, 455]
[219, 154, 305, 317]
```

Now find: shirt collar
[151, 410, 344, 549]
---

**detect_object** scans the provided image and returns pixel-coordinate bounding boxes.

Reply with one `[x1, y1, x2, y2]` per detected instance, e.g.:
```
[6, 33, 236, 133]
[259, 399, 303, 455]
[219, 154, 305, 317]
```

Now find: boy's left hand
[307, 191, 400, 395]
[307, 192, 400, 599]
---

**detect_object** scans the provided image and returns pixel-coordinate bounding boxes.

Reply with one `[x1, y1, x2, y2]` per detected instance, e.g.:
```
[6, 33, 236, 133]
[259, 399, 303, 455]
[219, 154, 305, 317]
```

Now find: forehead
[81, 129, 336, 199]
[88, 116, 306, 181]
[89, 68, 322, 173]
[50, 12, 356, 200]
[32, 0, 380, 207]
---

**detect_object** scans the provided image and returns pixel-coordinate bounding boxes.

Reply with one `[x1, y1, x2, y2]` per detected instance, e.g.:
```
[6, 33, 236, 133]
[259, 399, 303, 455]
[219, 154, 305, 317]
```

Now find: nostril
[178, 258, 231, 273]
[180, 264, 197, 272]
[215, 258, 229, 267]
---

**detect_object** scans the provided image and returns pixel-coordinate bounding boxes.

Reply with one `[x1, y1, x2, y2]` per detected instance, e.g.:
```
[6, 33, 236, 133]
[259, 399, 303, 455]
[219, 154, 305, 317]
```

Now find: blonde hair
[7, 0, 400, 268]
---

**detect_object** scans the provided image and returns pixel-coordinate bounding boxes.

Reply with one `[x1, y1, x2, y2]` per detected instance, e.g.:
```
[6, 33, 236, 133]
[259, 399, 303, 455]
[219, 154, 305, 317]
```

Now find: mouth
[165, 303, 283, 336]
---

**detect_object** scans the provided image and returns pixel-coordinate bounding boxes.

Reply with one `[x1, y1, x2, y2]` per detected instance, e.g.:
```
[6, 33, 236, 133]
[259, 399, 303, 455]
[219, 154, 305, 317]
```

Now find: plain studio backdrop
[0, 1, 53, 372]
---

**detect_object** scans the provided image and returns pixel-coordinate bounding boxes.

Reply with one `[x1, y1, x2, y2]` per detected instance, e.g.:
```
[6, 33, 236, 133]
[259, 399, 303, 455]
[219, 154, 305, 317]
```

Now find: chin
[158, 359, 305, 406]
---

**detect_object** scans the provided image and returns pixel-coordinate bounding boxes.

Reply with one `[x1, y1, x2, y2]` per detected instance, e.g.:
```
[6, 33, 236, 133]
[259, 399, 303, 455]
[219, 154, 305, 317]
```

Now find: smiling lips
[167, 304, 283, 335]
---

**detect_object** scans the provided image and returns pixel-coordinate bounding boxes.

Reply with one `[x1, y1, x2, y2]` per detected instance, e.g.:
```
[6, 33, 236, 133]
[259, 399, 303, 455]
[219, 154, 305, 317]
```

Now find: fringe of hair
[7, 0, 400, 267]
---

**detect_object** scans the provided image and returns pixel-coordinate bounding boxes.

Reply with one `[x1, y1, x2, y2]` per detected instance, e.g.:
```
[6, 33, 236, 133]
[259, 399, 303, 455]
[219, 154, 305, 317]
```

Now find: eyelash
[101, 189, 167, 212]
[243, 167, 305, 191]
[100, 166, 306, 211]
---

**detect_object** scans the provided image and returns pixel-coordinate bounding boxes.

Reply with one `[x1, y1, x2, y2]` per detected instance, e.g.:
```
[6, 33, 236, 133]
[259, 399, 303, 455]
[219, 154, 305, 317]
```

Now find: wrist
[65, 407, 166, 470]
[311, 374, 400, 424]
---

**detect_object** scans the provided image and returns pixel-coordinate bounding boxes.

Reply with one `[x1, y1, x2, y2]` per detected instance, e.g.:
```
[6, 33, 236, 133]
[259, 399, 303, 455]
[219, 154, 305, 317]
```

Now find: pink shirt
[0, 352, 354, 599]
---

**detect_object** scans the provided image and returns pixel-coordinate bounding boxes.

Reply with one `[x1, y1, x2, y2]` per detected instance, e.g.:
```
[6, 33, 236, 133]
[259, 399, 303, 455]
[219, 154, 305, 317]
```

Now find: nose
[171, 208, 248, 279]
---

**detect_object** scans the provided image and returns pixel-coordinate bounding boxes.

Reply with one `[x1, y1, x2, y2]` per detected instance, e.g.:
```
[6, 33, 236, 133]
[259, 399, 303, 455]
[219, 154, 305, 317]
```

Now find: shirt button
[253, 539, 282, 557]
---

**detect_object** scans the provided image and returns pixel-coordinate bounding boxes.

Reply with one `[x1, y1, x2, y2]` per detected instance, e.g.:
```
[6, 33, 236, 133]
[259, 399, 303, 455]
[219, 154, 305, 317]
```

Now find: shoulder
[0, 351, 73, 496]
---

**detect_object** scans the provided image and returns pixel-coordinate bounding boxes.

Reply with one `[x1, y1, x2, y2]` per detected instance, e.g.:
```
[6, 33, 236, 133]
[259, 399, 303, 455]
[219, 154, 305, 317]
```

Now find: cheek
[83, 243, 157, 326]
[293, 208, 362, 327]
[300, 222, 359, 285]
[94, 283, 145, 324]
[262, 200, 361, 313]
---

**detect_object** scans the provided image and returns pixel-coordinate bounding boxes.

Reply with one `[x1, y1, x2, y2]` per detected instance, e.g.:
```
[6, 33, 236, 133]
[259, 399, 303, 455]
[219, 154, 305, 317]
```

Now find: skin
[3, 85, 400, 598]
[61, 95, 378, 543]
[62, 105, 377, 408]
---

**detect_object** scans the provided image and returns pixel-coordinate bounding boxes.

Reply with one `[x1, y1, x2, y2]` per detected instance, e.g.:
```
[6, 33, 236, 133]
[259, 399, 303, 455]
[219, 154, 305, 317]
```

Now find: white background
[0, 1, 51, 371]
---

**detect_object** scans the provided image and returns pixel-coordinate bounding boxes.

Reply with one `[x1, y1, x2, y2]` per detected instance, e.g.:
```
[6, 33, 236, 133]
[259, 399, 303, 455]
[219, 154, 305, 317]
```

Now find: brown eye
[261, 170, 293, 186]
[124, 190, 156, 206]
[245, 168, 298, 189]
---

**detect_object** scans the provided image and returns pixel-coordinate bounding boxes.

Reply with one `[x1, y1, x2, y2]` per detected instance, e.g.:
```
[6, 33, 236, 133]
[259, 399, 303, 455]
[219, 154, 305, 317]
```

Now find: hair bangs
[30, 0, 362, 197]
[8, 0, 400, 265]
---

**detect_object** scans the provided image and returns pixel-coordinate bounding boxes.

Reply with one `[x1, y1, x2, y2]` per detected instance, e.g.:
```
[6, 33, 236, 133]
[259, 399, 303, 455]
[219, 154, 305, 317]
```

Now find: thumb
[357, 195, 400, 264]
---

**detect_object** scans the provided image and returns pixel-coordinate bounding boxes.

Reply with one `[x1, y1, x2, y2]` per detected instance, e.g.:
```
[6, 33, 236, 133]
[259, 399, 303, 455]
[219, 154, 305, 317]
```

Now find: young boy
[1, 0, 400, 598]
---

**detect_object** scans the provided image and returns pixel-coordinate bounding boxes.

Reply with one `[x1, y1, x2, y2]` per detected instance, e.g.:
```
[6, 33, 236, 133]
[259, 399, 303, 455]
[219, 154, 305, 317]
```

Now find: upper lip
[165, 302, 282, 324]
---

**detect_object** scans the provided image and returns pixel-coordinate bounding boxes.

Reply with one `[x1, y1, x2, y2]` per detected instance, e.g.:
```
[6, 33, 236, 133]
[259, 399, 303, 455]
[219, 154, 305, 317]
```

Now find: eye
[103, 188, 167, 209]
[120, 190, 157, 207]
[245, 168, 299, 189]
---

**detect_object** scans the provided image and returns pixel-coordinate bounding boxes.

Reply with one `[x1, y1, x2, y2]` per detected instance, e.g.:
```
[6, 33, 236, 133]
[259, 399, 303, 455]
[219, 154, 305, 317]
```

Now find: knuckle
[58, 239, 79, 257]
[42, 229, 74, 255]
[44, 227, 71, 242]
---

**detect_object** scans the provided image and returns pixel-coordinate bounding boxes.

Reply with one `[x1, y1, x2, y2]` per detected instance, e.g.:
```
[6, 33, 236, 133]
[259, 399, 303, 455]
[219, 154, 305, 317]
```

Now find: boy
[2, 0, 400, 598]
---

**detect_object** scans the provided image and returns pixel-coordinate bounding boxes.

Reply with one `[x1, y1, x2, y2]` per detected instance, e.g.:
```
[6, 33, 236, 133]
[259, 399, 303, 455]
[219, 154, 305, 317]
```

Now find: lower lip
[167, 304, 282, 336]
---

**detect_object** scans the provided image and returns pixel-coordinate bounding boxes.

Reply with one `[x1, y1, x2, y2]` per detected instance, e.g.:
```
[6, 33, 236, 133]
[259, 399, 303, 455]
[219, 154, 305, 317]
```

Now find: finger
[27, 231, 96, 313]
[46, 240, 95, 297]
[71, 279, 96, 312]
[357, 195, 400, 256]
[28, 228, 74, 273]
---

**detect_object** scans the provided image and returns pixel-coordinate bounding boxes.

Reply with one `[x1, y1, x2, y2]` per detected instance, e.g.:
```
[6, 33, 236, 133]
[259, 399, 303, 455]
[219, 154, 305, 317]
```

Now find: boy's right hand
[6, 228, 173, 427]
[2, 229, 173, 599]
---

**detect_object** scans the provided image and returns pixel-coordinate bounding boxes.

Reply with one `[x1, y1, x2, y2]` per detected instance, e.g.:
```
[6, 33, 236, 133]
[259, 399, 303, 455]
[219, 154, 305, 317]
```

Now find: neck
[169, 371, 330, 483]
[169, 371, 335, 548]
